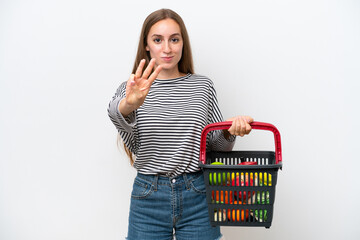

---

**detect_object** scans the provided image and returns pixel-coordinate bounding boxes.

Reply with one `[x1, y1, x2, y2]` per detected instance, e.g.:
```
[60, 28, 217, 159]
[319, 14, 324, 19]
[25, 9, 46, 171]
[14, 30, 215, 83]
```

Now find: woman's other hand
[119, 58, 162, 116]
[225, 116, 254, 138]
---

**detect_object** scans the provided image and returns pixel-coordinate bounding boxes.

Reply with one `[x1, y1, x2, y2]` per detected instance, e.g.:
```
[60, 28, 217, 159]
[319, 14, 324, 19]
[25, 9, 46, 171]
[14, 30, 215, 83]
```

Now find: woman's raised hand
[119, 59, 162, 116]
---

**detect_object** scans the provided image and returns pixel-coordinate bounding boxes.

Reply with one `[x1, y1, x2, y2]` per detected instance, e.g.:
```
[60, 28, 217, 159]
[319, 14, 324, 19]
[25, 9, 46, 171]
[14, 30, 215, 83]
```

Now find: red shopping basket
[199, 121, 282, 228]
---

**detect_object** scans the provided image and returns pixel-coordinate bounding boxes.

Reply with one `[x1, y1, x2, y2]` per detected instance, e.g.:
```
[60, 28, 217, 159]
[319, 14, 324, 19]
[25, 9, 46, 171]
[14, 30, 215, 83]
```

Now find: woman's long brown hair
[121, 9, 194, 165]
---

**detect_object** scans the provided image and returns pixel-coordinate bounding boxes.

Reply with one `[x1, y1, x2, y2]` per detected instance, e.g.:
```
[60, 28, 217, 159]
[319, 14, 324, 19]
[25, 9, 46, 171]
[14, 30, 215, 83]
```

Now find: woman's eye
[154, 38, 161, 43]
[171, 38, 179, 42]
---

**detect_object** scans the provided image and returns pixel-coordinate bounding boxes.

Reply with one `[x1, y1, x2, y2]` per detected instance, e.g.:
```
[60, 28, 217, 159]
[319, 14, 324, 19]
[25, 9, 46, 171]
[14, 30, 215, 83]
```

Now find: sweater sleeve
[107, 82, 139, 155]
[206, 81, 236, 152]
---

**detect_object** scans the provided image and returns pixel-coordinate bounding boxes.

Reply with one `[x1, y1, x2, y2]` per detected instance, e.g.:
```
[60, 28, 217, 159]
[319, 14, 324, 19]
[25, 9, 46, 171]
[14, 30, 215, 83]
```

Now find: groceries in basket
[228, 207, 249, 222]
[200, 121, 282, 228]
[214, 209, 227, 222]
[211, 171, 273, 223]
[213, 202, 250, 223]
[212, 190, 233, 204]
[253, 191, 270, 222]
[252, 172, 271, 222]
[209, 162, 226, 185]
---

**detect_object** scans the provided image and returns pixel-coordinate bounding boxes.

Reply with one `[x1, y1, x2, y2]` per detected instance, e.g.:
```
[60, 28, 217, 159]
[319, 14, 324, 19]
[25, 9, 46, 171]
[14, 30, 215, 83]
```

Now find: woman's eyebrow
[151, 34, 163, 38]
[151, 33, 181, 38]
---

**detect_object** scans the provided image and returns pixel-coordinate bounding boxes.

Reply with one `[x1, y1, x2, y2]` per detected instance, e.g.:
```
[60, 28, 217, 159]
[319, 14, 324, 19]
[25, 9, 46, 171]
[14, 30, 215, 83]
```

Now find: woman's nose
[163, 41, 171, 53]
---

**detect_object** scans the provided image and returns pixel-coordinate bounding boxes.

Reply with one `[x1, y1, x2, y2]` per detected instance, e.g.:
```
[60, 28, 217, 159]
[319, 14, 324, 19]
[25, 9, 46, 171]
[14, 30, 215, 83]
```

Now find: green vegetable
[209, 162, 226, 185]
[253, 191, 270, 222]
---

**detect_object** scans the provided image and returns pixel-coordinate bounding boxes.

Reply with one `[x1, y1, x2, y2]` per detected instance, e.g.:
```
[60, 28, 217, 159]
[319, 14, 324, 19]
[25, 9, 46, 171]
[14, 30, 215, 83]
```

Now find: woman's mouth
[162, 56, 173, 62]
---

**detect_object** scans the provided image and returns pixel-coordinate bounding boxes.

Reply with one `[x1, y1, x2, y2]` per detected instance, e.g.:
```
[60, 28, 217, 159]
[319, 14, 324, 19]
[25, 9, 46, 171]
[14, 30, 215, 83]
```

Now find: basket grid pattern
[199, 122, 282, 228]
[202, 151, 280, 228]
[213, 157, 270, 166]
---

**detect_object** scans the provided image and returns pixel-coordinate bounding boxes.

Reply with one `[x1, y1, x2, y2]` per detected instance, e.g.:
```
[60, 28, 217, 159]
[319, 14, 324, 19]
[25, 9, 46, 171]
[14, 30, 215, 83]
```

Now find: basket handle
[199, 121, 282, 165]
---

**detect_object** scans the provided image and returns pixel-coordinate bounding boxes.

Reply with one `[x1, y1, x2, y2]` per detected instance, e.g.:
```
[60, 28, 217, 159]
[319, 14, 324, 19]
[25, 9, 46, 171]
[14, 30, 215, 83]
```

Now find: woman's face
[146, 18, 183, 74]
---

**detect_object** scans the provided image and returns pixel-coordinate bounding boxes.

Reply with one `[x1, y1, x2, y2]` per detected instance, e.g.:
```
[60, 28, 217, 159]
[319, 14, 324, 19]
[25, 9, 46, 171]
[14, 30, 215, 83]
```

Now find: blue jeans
[126, 171, 222, 240]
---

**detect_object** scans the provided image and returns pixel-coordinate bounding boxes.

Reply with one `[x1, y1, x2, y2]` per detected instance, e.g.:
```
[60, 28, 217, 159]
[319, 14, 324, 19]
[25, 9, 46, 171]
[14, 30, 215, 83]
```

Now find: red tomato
[238, 161, 257, 166]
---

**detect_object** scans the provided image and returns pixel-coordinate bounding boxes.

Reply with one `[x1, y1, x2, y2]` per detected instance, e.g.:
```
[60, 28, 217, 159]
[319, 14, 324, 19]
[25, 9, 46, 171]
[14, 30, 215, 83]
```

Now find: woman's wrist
[119, 98, 136, 117]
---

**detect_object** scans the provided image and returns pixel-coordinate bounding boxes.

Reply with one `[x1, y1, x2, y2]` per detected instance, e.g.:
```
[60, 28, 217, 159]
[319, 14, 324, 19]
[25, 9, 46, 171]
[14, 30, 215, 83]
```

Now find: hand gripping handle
[199, 121, 282, 165]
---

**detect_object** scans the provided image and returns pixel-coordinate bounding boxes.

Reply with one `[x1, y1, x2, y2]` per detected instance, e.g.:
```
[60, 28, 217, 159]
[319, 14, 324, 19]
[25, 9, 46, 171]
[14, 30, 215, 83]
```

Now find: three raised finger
[135, 59, 146, 79]
[147, 65, 162, 84]
[140, 65, 162, 91]
[141, 58, 157, 80]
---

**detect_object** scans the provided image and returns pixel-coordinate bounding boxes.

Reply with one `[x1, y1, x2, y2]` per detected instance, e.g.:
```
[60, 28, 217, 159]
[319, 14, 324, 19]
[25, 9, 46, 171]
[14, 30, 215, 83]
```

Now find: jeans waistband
[136, 171, 203, 191]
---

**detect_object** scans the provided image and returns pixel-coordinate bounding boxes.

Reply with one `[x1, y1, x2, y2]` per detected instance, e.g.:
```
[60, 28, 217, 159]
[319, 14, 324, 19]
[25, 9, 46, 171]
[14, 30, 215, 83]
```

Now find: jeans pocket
[131, 177, 154, 199]
[189, 174, 207, 195]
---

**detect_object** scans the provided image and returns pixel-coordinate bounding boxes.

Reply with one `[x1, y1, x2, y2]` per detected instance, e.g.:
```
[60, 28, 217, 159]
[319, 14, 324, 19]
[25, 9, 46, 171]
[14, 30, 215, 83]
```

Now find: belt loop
[153, 175, 158, 191]
[183, 173, 191, 190]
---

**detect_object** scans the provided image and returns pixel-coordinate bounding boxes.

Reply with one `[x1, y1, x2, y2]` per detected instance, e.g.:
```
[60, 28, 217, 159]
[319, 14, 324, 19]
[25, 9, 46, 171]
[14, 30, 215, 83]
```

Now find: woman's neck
[156, 68, 185, 80]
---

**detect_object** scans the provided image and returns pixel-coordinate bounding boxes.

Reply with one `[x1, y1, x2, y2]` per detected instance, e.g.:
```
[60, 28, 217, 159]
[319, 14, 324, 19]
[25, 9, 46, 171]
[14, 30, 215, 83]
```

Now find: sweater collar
[154, 73, 192, 84]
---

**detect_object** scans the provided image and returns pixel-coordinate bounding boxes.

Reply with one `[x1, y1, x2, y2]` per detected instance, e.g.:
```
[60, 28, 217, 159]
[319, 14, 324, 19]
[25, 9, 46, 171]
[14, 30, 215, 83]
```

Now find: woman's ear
[145, 46, 149, 51]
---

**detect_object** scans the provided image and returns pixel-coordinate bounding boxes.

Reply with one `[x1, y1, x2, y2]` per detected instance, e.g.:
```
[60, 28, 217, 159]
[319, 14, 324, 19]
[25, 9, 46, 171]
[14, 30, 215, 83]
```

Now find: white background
[1, 0, 359, 239]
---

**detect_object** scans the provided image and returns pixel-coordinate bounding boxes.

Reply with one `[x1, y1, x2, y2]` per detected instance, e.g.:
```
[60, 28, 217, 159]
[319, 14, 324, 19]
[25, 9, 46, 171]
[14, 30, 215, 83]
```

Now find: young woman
[108, 8, 253, 240]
